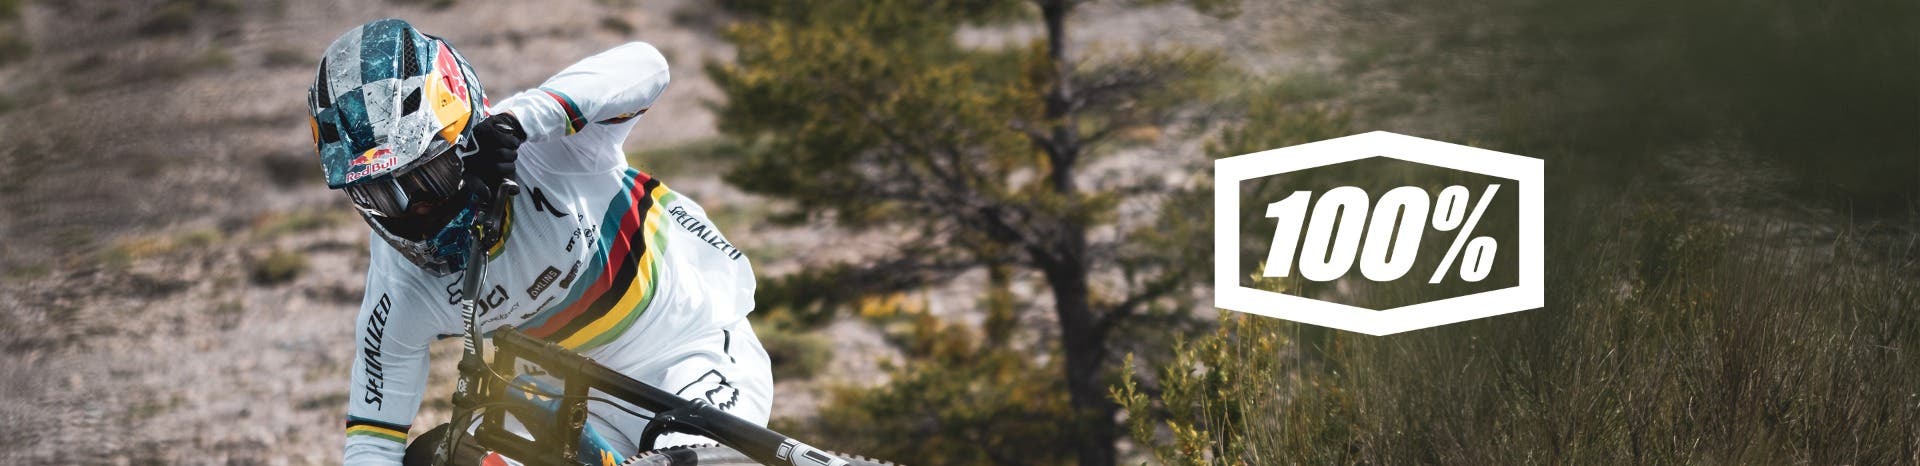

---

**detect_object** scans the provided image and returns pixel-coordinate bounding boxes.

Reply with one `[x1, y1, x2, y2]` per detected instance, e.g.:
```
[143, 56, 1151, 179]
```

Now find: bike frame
[432, 179, 851, 466]
[480, 327, 851, 466]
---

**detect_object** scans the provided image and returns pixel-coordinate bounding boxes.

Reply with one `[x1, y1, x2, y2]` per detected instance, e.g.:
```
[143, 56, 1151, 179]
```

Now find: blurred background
[0, 0, 1913, 464]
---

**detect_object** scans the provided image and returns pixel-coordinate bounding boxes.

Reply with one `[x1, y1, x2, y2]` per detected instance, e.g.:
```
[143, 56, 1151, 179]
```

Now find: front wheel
[621, 445, 898, 466]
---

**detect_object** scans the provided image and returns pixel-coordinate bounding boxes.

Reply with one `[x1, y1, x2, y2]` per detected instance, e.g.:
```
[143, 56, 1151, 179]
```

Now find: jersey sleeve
[490, 42, 671, 172]
[345, 241, 453, 465]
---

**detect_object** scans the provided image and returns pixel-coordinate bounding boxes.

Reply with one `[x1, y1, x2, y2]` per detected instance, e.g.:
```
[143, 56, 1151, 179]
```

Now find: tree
[708, 1, 1225, 463]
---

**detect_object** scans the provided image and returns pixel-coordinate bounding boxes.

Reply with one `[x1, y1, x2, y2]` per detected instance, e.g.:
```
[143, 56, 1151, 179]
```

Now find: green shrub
[1118, 208, 1920, 465]
[0, 29, 28, 65]
[4, 263, 49, 280]
[251, 249, 308, 285]
[261, 151, 318, 187]
[388, 0, 456, 9]
[136, 0, 240, 36]
[757, 325, 832, 380]
[195, 47, 233, 69]
[262, 46, 308, 68]
[137, 2, 195, 36]
[627, 137, 749, 180]
[100, 228, 223, 265]
[599, 16, 634, 35]
[0, 0, 24, 21]
[251, 209, 348, 239]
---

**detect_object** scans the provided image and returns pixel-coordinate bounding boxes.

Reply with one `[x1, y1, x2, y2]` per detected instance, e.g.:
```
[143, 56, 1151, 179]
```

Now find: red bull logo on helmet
[345, 147, 398, 183]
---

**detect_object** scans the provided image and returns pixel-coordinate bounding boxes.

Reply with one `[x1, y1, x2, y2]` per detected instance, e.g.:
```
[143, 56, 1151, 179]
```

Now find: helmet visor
[344, 142, 464, 218]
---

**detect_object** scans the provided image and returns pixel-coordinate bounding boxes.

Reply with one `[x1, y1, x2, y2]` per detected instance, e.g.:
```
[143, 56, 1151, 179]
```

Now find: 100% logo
[1263, 184, 1501, 283]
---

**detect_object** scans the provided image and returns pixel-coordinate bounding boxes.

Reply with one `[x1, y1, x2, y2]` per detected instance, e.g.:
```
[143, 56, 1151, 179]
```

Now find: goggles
[344, 140, 465, 218]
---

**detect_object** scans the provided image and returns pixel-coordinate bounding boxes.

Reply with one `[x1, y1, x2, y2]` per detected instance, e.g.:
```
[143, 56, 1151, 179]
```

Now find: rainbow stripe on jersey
[517, 168, 675, 351]
[346, 416, 408, 443]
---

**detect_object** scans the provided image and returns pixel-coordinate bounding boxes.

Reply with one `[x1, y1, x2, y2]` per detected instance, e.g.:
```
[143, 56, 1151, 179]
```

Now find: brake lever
[474, 179, 520, 246]
[439, 179, 520, 466]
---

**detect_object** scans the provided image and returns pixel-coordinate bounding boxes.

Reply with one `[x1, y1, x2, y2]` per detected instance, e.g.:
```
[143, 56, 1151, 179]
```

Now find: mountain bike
[403, 180, 893, 466]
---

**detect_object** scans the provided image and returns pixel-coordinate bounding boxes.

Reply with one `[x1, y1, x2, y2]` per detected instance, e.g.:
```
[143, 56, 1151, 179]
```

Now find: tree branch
[1094, 267, 1188, 340]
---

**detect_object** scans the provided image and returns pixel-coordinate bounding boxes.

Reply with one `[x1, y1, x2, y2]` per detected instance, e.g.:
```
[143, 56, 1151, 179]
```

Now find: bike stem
[438, 179, 520, 466]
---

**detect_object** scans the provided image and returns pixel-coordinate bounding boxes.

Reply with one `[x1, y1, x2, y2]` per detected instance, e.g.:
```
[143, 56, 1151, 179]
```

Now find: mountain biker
[306, 19, 773, 465]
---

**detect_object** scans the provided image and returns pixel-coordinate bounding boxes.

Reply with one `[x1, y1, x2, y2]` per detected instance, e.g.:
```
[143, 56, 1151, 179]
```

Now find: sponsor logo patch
[558, 261, 581, 289]
[528, 266, 561, 300]
[529, 187, 570, 217]
[675, 370, 739, 410]
[360, 294, 393, 409]
[667, 205, 745, 261]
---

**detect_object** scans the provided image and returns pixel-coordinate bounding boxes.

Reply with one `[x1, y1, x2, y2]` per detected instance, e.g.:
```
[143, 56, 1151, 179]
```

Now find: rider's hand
[466, 112, 526, 189]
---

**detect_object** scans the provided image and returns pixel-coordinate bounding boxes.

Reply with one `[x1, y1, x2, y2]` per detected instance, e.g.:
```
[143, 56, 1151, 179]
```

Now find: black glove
[465, 112, 526, 190]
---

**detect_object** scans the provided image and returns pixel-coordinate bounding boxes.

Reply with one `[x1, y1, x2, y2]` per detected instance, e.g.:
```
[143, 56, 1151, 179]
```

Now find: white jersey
[343, 42, 768, 464]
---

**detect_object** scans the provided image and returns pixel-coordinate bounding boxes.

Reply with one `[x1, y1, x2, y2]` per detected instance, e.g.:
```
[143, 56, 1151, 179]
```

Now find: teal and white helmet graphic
[307, 18, 488, 276]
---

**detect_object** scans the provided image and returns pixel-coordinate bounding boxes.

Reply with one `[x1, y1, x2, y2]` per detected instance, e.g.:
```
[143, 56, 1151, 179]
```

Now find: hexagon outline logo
[1213, 131, 1544, 335]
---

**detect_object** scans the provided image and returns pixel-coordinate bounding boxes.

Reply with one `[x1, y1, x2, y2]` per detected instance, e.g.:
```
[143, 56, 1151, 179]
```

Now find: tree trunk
[1035, 1, 1118, 465]
[1042, 247, 1118, 466]
[1040, 0, 1079, 193]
